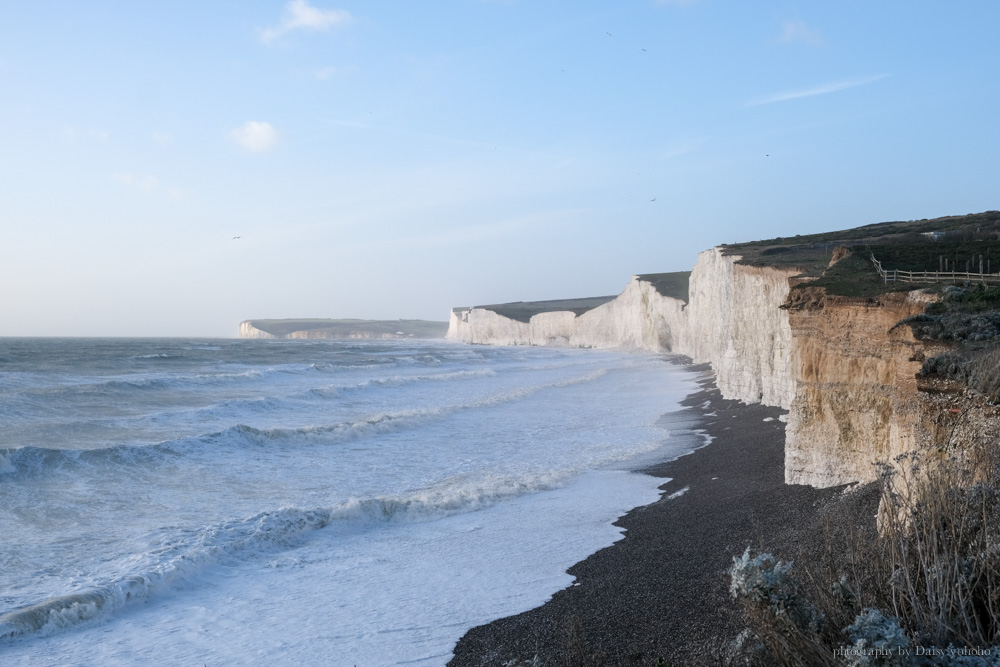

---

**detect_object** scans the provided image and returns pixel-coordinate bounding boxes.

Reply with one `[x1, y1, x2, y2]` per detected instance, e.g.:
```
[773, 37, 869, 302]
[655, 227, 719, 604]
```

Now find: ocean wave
[303, 368, 496, 399]
[5, 370, 270, 403]
[145, 395, 287, 424]
[10, 360, 411, 399]
[0, 411, 457, 479]
[0, 470, 570, 642]
[0, 367, 609, 479]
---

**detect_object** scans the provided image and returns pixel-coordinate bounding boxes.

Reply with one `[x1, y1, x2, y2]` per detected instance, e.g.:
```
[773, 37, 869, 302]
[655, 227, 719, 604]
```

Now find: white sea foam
[0, 469, 583, 642]
[0, 339, 700, 664]
[667, 485, 690, 500]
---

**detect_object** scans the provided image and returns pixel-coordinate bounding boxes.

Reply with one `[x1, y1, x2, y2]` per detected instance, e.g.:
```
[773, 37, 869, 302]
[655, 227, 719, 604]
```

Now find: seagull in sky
[232, 236, 242, 240]
[606, 32, 612, 37]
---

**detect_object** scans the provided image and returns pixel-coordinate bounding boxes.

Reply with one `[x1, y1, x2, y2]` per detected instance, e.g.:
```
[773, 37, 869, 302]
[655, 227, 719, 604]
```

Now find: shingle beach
[449, 363, 879, 666]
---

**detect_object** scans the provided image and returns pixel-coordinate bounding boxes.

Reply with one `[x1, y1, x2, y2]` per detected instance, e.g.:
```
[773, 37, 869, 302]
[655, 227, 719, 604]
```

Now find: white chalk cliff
[448, 247, 944, 489]
[449, 248, 795, 408]
[239, 321, 278, 339]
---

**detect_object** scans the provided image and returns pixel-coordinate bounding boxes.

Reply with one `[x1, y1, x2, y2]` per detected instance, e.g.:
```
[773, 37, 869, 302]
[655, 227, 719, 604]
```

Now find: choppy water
[0, 338, 702, 665]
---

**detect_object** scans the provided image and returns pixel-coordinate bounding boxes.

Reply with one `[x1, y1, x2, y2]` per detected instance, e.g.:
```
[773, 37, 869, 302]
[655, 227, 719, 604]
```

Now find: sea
[0, 337, 704, 666]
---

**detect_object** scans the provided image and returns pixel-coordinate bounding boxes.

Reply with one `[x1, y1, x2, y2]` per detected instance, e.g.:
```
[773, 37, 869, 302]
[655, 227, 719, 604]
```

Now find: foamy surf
[0, 367, 618, 480]
[0, 338, 700, 664]
[0, 469, 579, 643]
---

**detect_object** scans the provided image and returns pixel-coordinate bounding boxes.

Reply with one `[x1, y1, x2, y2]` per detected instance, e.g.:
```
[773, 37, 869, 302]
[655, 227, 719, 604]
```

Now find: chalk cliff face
[448, 278, 687, 352]
[239, 319, 447, 340]
[571, 278, 687, 351]
[448, 246, 957, 490]
[239, 321, 277, 339]
[285, 330, 404, 340]
[448, 249, 796, 407]
[784, 291, 934, 487]
[685, 249, 798, 409]
[448, 308, 532, 346]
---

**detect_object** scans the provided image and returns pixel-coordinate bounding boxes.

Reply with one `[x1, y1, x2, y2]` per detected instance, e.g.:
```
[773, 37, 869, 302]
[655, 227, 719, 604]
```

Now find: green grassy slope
[635, 271, 691, 302]
[471, 296, 618, 323]
[726, 211, 1000, 297]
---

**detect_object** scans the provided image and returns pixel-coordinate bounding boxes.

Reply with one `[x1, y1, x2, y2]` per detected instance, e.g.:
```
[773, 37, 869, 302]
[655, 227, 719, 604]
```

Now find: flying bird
[232, 236, 242, 240]
[606, 32, 612, 37]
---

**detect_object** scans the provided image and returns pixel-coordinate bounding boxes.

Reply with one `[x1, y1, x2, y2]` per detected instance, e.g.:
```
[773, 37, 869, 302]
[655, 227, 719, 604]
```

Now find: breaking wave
[0, 470, 570, 642]
[0, 368, 608, 480]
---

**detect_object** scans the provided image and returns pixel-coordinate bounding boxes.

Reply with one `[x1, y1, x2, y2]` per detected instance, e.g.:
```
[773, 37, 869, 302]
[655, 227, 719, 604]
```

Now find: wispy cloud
[260, 1, 352, 44]
[780, 19, 825, 46]
[658, 137, 708, 161]
[64, 126, 109, 142]
[303, 65, 356, 80]
[324, 118, 500, 152]
[113, 172, 159, 191]
[229, 121, 279, 153]
[745, 74, 889, 107]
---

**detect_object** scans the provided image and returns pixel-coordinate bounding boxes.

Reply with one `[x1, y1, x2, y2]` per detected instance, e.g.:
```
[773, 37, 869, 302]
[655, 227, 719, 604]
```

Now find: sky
[2, 1, 999, 337]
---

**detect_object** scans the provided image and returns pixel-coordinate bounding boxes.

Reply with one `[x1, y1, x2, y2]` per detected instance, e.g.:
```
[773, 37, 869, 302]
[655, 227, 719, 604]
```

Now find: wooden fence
[871, 254, 1000, 285]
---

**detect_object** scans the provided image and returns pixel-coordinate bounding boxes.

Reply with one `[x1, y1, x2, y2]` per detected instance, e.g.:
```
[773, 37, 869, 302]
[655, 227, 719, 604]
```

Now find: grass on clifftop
[473, 274, 692, 323]
[635, 271, 691, 302]
[723, 211, 1000, 298]
[471, 296, 618, 323]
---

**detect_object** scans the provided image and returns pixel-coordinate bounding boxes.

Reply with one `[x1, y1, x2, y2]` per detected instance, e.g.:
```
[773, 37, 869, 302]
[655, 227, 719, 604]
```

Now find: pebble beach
[449, 364, 878, 666]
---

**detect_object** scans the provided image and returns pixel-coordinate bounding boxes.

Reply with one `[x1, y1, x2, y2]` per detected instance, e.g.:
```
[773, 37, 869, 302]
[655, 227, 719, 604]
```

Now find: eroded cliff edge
[446, 246, 966, 489]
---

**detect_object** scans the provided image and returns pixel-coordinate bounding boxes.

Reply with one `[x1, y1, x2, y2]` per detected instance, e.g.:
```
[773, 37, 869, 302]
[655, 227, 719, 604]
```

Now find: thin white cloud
[658, 137, 708, 161]
[324, 118, 500, 152]
[260, 1, 352, 44]
[290, 65, 357, 81]
[113, 172, 159, 190]
[63, 126, 109, 142]
[745, 74, 889, 107]
[781, 20, 825, 46]
[229, 121, 279, 153]
[315, 65, 357, 80]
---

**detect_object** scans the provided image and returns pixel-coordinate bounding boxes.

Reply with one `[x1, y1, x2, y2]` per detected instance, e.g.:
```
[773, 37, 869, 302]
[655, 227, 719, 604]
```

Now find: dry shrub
[731, 452, 1000, 664]
[877, 455, 1000, 648]
[968, 347, 1000, 404]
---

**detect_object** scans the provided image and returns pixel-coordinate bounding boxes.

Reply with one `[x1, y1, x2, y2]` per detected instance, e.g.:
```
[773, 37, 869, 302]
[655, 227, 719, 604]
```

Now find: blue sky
[2, 1, 999, 336]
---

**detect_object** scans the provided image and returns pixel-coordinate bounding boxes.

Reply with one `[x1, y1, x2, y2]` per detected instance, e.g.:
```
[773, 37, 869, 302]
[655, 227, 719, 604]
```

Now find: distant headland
[238, 319, 449, 340]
